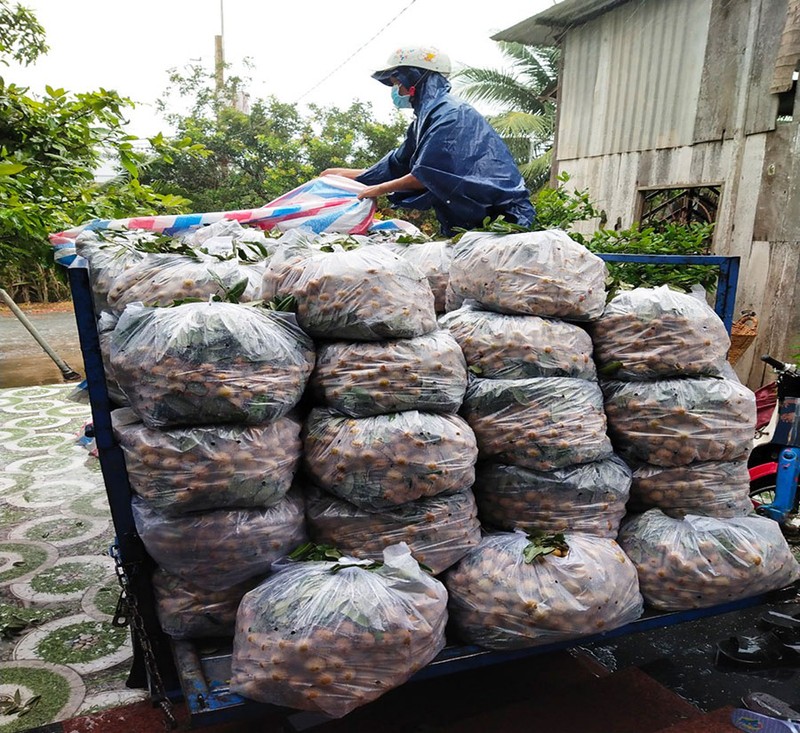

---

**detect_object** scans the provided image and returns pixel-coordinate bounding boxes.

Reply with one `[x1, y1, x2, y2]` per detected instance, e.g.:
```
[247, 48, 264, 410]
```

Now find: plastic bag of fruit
[182, 218, 277, 261]
[110, 302, 314, 428]
[131, 491, 306, 591]
[445, 530, 643, 650]
[96, 311, 129, 406]
[394, 241, 453, 313]
[628, 460, 753, 518]
[473, 456, 631, 537]
[74, 230, 148, 314]
[590, 286, 731, 380]
[311, 330, 467, 417]
[618, 509, 800, 610]
[305, 486, 481, 575]
[113, 408, 302, 515]
[439, 303, 596, 380]
[107, 253, 264, 313]
[449, 229, 607, 321]
[263, 241, 437, 340]
[152, 568, 262, 639]
[303, 408, 478, 511]
[602, 377, 756, 466]
[461, 376, 612, 470]
[230, 542, 447, 717]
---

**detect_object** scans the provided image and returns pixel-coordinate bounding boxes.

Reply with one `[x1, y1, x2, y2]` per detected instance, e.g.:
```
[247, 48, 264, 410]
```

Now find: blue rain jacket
[357, 69, 536, 236]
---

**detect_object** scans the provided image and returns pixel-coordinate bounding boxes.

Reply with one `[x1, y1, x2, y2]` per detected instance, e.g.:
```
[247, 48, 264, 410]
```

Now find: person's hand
[357, 185, 384, 200]
[321, 168, 359, 179]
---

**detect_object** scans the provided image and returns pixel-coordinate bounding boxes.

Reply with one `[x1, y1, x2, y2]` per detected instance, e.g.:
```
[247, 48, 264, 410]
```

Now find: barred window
[639, 186, 721, 227]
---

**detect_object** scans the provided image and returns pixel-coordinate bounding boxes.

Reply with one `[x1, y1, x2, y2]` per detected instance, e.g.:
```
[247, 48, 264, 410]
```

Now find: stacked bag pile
[95, 223, 314, 638]
[224, 234, 468, 714]
[261, 233, 482, 575]
[591, 286, 799, 609]
[439, 229, 644, 649]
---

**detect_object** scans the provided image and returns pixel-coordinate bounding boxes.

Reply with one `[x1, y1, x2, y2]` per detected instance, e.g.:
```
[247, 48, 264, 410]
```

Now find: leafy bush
[0, 2, 196, 303]
[584, 223, 716, 297]
[533, 172, 599, 232]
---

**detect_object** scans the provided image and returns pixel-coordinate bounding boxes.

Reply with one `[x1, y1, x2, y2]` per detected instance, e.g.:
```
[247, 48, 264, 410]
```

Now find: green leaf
[598, 361, 623, 377]
[118, 152, 139, 179]
[226, 277, 249, 303]
[288, 542, 344, 562]
[522, 531, 569, 564]
[265, 294, 297, 312]
[0, 162, 27, 176]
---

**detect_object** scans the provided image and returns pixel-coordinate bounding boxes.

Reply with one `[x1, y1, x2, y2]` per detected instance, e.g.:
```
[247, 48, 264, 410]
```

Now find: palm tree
[454, 42, 559, 192]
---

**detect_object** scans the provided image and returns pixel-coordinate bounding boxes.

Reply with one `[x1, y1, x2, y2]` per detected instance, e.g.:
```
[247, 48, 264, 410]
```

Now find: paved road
[0, 310, 84, 388]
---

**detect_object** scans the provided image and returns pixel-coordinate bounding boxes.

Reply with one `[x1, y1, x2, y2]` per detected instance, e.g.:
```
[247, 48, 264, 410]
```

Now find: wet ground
[0, 306, 84, 389]
[0, 383, 148, 733]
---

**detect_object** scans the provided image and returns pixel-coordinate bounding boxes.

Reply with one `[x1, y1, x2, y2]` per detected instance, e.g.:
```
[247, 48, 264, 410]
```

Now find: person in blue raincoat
[321, 45, 536, 237]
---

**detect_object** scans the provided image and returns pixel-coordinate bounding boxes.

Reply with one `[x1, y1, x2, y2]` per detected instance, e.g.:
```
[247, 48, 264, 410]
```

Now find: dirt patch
[0, 301, 74, 316]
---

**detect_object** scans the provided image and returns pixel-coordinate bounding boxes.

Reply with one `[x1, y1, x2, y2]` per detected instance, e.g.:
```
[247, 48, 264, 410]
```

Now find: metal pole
[0, 288, 81, 381]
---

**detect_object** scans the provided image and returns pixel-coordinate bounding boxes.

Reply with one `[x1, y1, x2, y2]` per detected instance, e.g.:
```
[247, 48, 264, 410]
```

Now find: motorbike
[748, 354, 800, 528]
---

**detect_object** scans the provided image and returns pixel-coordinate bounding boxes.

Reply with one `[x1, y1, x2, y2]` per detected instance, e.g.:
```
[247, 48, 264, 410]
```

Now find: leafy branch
[288, 542, 382, 574]
[263, 293, 297, 312]
[522, 531, 570, 563]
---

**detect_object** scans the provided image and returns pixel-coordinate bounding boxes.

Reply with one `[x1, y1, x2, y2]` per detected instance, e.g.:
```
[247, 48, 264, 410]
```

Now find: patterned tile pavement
[0, 384, 147, 733]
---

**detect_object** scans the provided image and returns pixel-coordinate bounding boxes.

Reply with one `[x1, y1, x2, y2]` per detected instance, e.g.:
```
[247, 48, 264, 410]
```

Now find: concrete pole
[214, 0, 225, 98]
[0, 288, 81, 381]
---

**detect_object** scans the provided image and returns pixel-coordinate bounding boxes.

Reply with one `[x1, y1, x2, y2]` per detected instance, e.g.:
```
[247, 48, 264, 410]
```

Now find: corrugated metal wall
[558, 0, 713, 159]
[546, 0, 798, 388]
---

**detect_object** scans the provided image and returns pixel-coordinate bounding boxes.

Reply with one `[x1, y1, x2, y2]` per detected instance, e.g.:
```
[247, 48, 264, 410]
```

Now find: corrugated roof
[493, 0, 634, 45]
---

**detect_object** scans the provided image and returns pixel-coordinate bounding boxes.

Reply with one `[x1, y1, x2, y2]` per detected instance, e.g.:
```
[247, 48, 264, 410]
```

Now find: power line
[294, 0, 419, 103]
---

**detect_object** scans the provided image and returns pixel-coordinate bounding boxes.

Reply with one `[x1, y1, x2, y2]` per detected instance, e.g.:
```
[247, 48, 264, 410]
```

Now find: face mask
[391, 85, 412, 109]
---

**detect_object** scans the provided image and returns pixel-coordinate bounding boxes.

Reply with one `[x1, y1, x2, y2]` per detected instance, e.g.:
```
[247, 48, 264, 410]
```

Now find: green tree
[454, 41, 558, 192]
[145, 62, 408, 212]
[0, 0, 198, 302]
[0, 0, 47, 67]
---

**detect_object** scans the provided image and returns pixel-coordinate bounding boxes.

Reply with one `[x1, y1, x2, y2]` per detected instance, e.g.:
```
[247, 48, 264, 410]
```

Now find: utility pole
[214, 0, 225, 96]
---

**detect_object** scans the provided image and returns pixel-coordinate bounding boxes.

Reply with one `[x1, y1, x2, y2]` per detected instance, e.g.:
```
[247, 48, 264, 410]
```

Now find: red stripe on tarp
[224, 211, 255, 221]
[127, 217, 157, 229]
[351, 202, 377, 234]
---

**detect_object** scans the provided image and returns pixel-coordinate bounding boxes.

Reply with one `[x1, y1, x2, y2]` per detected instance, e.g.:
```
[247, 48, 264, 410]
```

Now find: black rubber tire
[749, 475, 777, 511]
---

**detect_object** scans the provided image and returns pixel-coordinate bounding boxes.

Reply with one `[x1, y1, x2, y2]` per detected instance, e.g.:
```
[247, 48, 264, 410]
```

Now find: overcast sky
[6, 0, 558, 138]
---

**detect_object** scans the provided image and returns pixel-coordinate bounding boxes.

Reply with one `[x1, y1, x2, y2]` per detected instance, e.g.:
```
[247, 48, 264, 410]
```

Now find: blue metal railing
[596, 254, 741, 334]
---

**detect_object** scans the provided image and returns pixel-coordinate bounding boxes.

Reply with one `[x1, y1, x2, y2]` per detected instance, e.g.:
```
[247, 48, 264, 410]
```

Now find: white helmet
[372, 45, 451, 85]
